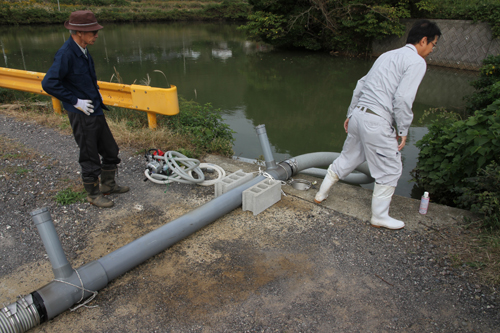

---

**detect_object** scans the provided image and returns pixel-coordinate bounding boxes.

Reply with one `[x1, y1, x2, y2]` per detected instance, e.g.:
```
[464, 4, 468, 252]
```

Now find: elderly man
[42, 10, 129, 208]
[315, 20, 441, 230]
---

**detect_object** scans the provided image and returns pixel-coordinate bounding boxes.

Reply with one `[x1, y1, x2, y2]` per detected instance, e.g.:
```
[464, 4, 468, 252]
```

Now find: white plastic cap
[423, 191, 429, 198]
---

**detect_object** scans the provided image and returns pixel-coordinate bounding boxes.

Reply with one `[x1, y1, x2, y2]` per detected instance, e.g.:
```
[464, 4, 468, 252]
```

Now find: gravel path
[0, 112, 499, 332]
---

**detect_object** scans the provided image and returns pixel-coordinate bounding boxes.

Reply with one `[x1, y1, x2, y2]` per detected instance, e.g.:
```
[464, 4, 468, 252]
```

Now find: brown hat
[64, 10, 103, 31]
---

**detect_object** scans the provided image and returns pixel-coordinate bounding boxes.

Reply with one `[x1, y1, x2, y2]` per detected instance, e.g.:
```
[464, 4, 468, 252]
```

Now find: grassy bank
[0, 0, 251, 25]
[0, 89, 234, 158]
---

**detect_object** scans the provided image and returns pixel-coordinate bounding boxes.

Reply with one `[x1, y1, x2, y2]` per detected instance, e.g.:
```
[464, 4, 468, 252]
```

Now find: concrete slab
[206, 154, 475, 232]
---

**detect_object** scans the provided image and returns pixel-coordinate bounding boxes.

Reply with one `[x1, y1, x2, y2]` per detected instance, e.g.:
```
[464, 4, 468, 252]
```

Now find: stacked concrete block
[242, 179, 282, 216]
[214, 169, 255, 198]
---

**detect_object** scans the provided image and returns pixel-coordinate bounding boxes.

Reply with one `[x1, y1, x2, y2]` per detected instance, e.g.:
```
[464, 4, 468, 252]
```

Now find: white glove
[74, 99, 94, 116]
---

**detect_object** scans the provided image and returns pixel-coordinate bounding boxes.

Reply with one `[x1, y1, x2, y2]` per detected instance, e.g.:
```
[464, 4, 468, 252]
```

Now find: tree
[241, 0, 411, 54]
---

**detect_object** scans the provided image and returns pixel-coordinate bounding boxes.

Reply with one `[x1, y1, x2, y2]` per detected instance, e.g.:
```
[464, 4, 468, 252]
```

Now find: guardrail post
[147, 111, 157, 130]
[51, 97, 62, 115]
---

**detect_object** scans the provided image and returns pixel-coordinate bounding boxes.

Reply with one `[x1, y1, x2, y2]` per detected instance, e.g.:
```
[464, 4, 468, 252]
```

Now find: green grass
[2, 153, 21, 159]
[15, 167, 30, 175]
[54, 188, 87, 205]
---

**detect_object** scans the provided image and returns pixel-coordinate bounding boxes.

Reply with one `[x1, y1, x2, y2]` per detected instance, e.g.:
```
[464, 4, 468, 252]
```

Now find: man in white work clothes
[315, 20, 441, 230]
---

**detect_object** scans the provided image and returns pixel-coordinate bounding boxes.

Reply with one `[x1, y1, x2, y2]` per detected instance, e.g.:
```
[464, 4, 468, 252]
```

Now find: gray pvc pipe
[31, 175, 266, 321]
[232, 152, 374, 185]
[2, 137, 373, 332]
[97, 175, 264, 281]
[31, 207, 73, 279]
[255, 124, 277, 170]
[293, 152, 374, 184]
[299, 167, 372, 185]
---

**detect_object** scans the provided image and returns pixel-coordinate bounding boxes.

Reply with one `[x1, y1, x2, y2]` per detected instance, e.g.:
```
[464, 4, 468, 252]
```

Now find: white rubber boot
[314, 170, 339, 204]
[370, 184, 404, 230]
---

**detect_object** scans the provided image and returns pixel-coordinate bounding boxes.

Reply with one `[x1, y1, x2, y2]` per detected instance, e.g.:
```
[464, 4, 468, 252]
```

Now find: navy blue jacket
[42, 37, 108, 116]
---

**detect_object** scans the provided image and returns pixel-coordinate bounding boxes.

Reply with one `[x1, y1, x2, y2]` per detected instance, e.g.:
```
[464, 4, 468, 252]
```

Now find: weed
[54, 188, 87, 205]
[15, 167, 30, 175]
[448, 221, 500, 285]
[254, 154, 265, 166]
[153, 70, 170, 88]
[139, 73, 151, 86]
[2, 153, 21, 159]
[177, 147, 195, 158]
[164, 98, 235, 157]
[110, 66, 124, 84]
[465, 261, 486, 268]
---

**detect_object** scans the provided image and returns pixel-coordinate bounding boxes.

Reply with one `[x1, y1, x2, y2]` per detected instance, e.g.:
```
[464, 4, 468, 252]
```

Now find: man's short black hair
[406, 20, 441, 45]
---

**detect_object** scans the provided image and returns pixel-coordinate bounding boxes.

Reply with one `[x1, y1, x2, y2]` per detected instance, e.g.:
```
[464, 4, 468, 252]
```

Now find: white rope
[53, 270, 98, 311]
[258, 167, 287, 196]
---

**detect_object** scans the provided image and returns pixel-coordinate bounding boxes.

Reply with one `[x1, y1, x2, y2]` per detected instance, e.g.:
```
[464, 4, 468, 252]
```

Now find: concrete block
[242, 179, 282, 216]
[215, 169, 254, 198]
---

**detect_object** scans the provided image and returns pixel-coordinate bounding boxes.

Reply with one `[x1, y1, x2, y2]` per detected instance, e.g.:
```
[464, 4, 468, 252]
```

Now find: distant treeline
[0, 0, 251, 25]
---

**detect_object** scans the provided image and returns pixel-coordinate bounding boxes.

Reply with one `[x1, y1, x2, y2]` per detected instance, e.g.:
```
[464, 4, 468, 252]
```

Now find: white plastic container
[419, 191, 430, 215]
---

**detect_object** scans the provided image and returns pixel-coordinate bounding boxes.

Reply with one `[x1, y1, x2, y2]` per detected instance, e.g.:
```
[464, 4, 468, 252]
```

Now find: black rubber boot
[83, 177, 114, 208]
[100, 165, 130, 195]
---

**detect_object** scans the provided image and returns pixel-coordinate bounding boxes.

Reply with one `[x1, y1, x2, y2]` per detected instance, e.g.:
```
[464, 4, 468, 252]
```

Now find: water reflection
[1, 40, 7, 67]
[0, 22, 478, 198]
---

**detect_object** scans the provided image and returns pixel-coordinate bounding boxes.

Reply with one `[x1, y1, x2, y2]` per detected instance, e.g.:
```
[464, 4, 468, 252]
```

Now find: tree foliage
[414, 0, 500, 38]
[240, 0, 411, 53]
[465, 55, 500, 115]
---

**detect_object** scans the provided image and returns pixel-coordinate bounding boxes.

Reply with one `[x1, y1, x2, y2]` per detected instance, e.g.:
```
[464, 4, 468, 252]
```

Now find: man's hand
[397, 135, 407, 151]
[74, 99, 94, 116]
[344, 118, 350, 133]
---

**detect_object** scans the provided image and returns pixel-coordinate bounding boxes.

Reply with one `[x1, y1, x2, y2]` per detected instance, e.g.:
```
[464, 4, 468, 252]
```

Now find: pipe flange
[290, 179, 312, 191]
[283, 158, 298, 176]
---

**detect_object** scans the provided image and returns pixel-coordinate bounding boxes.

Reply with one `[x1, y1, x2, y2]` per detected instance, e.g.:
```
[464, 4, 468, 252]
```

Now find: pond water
[0, 22, 478, 198]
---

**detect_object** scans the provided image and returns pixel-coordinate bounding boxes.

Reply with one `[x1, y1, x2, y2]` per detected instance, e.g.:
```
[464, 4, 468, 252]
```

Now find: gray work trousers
[330, 106, 402, 187]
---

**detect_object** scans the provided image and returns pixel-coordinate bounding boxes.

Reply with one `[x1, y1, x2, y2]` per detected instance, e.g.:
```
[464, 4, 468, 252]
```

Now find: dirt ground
[0, 113, 499, 332]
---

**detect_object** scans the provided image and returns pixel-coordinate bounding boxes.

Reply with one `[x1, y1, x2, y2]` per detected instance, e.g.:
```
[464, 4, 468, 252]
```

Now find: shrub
[165, 99, 235, 156]
[455, 161, 500, 229]
[203, 0, 250, 21]
[104, 97, 235, 157]
[412, 56, 500, 228]
[412, 100, 500, 206]
[465, 55, 500, 115]
[0, 88, 17, 103]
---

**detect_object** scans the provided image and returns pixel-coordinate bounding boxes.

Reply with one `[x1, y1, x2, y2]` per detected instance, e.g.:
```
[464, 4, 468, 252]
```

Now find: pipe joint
[0, 294, 40, 333]
[282, 158, 298, 177]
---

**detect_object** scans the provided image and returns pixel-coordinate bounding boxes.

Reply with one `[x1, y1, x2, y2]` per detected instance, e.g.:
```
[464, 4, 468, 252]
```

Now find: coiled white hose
[189, 163, 226, 186]
[144, 151, 225, 186]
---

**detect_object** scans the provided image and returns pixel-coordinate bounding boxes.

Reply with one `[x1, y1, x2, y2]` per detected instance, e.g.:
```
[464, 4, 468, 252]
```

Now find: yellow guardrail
[0, 67, 179, 129]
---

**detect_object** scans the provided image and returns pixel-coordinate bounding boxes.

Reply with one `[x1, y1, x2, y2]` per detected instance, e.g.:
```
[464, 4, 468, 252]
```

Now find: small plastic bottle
[419, 191, 430, 215]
